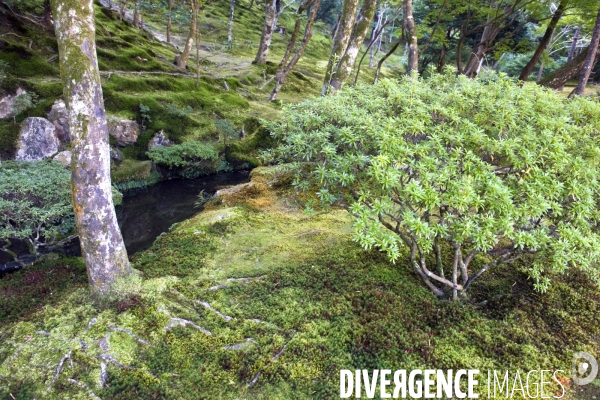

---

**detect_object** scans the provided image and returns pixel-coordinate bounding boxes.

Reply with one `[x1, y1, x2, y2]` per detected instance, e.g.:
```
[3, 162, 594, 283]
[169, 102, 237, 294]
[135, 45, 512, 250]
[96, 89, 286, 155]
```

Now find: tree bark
[329, 0, 377, 91]
[518, 2, 564, 82]
[321, 0, 359, 94]
[178, 0, 199, 69]
[166, 0, 173, 43]
[133, 0, 141, 27]
[228, 0, 236, 44]
[539, 46, 600, 88]
[571, 8, 600, 97]
[404, 0, 418, 74]
[254, 0, 277, 64]
[269, 0, 321, 100]
[50, 0, 133, 296]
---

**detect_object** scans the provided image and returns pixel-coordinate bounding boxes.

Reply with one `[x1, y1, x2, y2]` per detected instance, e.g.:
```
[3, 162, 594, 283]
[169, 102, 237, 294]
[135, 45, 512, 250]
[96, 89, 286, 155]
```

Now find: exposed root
[222, 338, 256, 351]
[271, 344, 287, 361]
[99, 362, 108, 388]
[208, 276, 265, 291]
[108, 326, 149, 345]
[247, 371, 261, 387]
[166, 318, 212, 335]
[99, 353, 132, 369]
[245, 336, 294, 387]
[67, 378, 101, 399]
[46, 349, 71, 393]
[195, 301, 233, 321]
[84, 318, 97, 332]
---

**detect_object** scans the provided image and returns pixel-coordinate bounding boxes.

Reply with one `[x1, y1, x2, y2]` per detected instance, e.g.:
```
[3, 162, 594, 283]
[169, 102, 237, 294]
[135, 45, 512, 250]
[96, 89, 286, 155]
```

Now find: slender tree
[254, 0, 277, 64]
[321, 0, 359, 94]
[518, 2, 565, 81]
[166, 0, 174, 43]
[269, 0, 322, 100]
[50, 0, 134, 296]
[228, 0, 236, 45]
[178, 0, 200, 69]
[329, 0, 378, 91]
[133, 0, 141, 27]
[404, 0, 418, 74]
[570, 7, 600, 97]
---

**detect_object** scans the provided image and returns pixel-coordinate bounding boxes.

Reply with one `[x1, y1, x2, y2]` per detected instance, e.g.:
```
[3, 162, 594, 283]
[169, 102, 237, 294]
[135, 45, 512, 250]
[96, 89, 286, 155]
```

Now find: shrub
[147, 141, 219, 178]
[266, 73, 600, 299]
[0, 161, 73, 261]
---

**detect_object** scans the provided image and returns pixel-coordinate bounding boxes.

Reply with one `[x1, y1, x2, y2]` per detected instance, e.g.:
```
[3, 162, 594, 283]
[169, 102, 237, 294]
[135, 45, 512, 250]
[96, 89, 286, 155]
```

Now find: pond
[0, 171, 250, 275]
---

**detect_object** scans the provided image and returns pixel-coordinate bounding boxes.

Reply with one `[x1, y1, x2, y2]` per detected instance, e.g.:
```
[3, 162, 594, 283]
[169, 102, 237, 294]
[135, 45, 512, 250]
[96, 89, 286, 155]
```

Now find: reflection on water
[117, 171, 250, 255]
[0, 171, 249, 273]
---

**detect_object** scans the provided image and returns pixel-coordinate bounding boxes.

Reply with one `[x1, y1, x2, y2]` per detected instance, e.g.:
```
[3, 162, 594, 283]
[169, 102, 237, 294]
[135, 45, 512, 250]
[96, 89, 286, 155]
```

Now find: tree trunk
[228, 0, 236, 44]
[269, 0, 321, 100]
[539, 46, 600, 88]
[178, 0, 199, 69]
[373, 38, 402, 84]
[329, 0, 377, 91]
[167, 0, 173, 43]
[571, 8, 600, 97]
[321, 0, 359, 95]
[43, 0, 53, 29]
[133, 0, 141, 27]
[369, 9, 383, 67]
[404, 0, 418, 74]
[518, 2, 564, 81]
[50, 0, 133, 297]
[254, 0, 277, 64]
[558, 26, 580, 90]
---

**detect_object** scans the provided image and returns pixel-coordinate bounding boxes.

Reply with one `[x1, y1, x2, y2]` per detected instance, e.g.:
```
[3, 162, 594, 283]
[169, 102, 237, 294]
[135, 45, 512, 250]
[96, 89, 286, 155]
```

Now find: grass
[1, 167, 598, 399]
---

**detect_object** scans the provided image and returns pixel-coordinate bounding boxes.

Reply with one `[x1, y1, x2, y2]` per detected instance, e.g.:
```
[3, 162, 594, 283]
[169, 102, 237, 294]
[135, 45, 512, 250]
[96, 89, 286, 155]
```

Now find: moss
[111, 159, 153, 184]
[0, 121, 20, 158]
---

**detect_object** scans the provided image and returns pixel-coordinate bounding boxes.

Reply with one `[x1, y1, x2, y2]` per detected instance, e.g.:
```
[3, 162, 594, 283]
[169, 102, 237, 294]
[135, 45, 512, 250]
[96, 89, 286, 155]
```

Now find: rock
[108, 118, 139, 147]
[15, 117, 60, 161]
[0, 88, 26, 119]
[53, 150, 72, 167]
[148, 130, 172, 150]
[47, 99, 70, 143]
[110, 146, 123, 162]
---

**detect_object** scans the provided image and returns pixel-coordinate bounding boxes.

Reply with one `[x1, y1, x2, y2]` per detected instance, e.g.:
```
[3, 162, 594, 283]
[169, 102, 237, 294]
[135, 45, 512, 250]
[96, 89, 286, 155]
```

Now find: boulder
[53, 150, 72, 167]
[47, 99, 70, 143]
[148, 130, 172, 150]
[15, 117, 60, 161]
[0, 88, 26, 120]
[110, 146, 123, 162]
[108, 118, 139, 147]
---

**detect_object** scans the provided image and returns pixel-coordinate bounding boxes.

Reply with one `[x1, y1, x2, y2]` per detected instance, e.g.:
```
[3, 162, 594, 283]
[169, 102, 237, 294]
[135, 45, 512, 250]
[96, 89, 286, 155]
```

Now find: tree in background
[177, 0, 200, 69]
[50, 0, 135, 298]
[570, 7, 600, 97]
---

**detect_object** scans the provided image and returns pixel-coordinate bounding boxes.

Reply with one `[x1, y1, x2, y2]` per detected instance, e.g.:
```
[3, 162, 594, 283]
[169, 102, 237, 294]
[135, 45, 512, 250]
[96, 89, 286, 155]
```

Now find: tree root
[222, 338, 257, 351]
[166, 317, 212, 335]
[108, 326, 149, 345]
[208, 276, 265, 291]
[194, 301, 232, 321]
[46, 349, 71, 392]
[245, 335, 295, 387]
[67, 378, 101, 399]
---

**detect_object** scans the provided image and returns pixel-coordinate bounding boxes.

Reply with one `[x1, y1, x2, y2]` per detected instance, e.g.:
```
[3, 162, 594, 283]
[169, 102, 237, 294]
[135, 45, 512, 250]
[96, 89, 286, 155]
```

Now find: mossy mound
[1, 167, 598, 399]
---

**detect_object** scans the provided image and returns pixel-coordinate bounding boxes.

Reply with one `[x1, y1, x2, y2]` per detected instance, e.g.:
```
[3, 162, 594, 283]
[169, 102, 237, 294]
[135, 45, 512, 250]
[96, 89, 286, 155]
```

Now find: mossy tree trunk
[228, 0, 235, 44]
[254, 0, 277, 64]
[178, 0, 199, 69]
[404, 0, 418, 74]
[538, 45, 600, 88]
[329, 0, 377, 91]
[570, 8, 600, 97]
[50, 0, 133, 297]
[321, 0, 359, 95]
[518, 2, 564, 81]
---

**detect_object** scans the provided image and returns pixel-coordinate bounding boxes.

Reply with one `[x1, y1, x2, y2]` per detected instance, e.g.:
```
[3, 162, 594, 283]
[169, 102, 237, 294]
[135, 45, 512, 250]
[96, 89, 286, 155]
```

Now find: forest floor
[1, 167, 600, 398]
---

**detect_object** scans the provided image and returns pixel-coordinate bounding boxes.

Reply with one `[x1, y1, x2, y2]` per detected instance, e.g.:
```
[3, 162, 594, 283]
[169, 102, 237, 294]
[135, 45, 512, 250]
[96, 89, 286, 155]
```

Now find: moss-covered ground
[1, 168, 599, 399]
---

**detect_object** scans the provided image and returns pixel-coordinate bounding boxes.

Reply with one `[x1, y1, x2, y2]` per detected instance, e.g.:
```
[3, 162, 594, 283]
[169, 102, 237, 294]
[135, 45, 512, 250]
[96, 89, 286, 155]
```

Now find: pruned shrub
[266, 72, 600, 299]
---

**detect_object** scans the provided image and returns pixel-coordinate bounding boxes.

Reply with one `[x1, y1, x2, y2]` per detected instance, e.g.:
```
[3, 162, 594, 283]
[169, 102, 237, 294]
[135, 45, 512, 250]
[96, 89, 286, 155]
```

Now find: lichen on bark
[50, 0, 134, 297]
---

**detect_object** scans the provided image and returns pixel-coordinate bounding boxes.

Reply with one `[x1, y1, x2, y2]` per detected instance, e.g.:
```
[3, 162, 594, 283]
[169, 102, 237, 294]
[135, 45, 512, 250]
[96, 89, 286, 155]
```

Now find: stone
[0, 88, 26, 120]
[108, 118, 139, 146]
[148, 130, 172, 150]
[15, 117, 60, 161]
[53, 150, 72, 167]
[47, 99, 70, 143]
[110, 146, 123, 162]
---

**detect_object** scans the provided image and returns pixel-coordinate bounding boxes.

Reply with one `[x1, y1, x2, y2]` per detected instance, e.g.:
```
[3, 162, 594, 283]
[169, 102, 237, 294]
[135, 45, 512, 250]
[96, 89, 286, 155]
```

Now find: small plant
[139, 103, 151, 129]
[147, 141, 218, 178]
[11, 92, 38, 124]
[165, 102, 192, 118]
[194, 189, 212, 208]
[214, 119, 238, 144]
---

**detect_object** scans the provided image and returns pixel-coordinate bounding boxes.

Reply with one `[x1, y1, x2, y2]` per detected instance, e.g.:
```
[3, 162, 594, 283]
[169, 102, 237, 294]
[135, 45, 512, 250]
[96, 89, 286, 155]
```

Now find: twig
[166, 318, 212, 335]
[108, 326, 149, 345]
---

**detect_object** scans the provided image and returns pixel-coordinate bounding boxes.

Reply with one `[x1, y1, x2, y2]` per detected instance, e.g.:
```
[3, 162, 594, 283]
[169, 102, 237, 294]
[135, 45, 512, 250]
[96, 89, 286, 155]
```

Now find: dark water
[0, 171, 249, 275]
